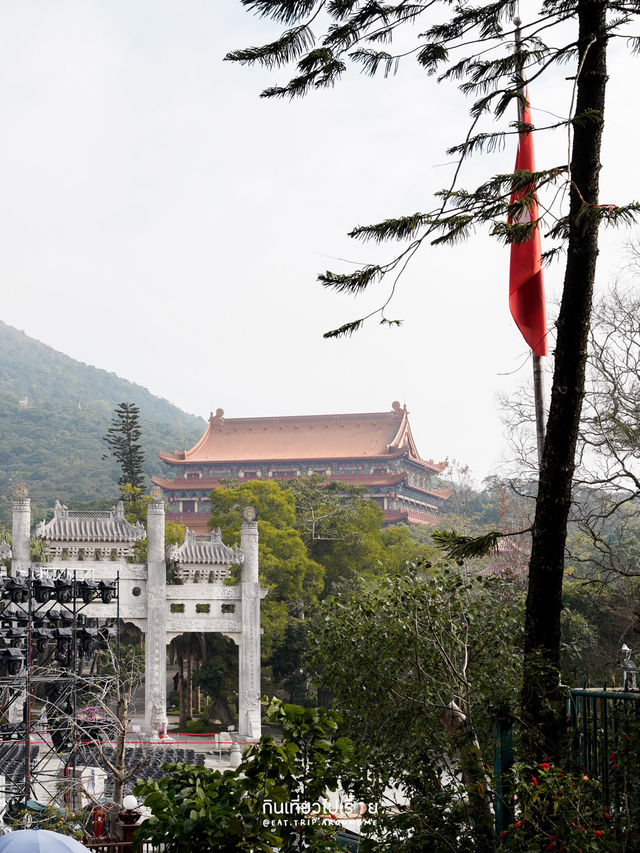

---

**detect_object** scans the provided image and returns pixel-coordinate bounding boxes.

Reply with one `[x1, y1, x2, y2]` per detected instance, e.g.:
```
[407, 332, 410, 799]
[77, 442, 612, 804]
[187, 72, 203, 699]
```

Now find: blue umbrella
[0, 829, 91, 852]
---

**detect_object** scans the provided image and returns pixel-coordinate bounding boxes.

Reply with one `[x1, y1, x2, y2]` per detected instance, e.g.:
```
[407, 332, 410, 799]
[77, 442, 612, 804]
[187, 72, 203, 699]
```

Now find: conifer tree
[103, 402, 146, 495]
[226, 0, 640, 760]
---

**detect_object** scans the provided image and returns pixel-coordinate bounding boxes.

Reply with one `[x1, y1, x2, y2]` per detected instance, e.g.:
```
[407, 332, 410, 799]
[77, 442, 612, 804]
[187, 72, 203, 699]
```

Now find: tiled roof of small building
[36, 501, 146, 543]
[169, 528, 242, 566]
[159, 402, 446, 473]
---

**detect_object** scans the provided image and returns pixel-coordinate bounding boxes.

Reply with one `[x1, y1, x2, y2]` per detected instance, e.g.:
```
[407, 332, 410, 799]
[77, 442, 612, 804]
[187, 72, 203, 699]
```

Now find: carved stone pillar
[238, 507, 261, 740]
[11, 485, 31, 575]
[145, 488, 167, 734]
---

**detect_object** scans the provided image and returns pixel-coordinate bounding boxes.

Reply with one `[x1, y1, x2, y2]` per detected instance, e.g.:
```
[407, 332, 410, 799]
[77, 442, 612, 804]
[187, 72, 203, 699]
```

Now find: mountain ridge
[0, 320, 207, 520]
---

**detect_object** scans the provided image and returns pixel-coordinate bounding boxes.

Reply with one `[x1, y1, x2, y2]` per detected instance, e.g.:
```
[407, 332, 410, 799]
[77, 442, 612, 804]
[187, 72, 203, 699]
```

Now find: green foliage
[6, 804, 87, 839]
[286, 476, 437, 593]
[207, 478, 438, 704]
[210, 480, 324, 658]
[499, 764, 615, 852]
[121, 483, 149, 525]
[431, 527, 506, 560]
[307, 566, 524, 846]
[135, 699, 352, 853]
[135, 762, 275, 852]
[103, 402, 146, 494]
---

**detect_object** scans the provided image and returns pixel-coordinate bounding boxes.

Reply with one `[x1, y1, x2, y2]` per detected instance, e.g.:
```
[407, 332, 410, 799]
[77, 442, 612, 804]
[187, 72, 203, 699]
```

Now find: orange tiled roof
[160, 402, 446, 472]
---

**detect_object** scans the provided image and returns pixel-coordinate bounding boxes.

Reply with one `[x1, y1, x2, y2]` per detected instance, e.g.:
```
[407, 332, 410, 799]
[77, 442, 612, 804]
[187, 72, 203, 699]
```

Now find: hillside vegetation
[0, 321, 205, 521]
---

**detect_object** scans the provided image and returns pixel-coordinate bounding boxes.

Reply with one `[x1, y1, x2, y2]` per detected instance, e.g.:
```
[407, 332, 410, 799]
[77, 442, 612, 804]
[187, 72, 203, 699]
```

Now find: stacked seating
[71, 744, 205, 797]
[0, 743, 40, 783]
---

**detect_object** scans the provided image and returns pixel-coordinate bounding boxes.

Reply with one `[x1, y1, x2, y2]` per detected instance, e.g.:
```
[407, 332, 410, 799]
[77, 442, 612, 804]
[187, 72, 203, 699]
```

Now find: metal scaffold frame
[0, 568, 120, 814]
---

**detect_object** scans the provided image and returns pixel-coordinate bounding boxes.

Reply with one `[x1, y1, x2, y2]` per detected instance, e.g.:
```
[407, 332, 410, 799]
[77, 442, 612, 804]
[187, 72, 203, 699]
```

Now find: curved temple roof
[160, 402, 446, 473]
[36, 501, 146, 543]
[167, 528, 242, 566]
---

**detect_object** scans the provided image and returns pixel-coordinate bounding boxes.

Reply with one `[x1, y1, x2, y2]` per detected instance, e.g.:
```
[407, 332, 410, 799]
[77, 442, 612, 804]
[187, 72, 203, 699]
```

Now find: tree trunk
[521, 0, 608, 762]
[193, 660, 201, 716]
[186, 653, 193, 722]
[212, 695, 235, 729]
[112, 696, 128, 809]
[178, 645, 187, 729]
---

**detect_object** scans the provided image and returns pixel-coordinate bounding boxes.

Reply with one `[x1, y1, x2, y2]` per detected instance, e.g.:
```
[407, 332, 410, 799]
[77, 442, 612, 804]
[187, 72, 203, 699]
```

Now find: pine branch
[348, 213, 431, 243]
[323, 319, 365, 339]
[239, 0, 320, 25]
[224, 25, 315, 69]
[431, 529, 504, 560]
[492, 219, 543, 247]
[350, 48, 399, 76]
[261, 55, 347, 98]
[318, 264, 382, 294]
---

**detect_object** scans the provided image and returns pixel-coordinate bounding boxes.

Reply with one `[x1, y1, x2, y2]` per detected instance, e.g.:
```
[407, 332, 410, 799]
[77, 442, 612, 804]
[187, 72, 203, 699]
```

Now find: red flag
[509, 92, 547, 356]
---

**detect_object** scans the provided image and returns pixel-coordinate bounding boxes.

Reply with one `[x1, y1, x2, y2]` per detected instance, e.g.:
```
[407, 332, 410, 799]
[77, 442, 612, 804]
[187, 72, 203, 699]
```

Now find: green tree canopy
[307, 566, 524, 848]
[103, 402, 146, 497]
[209, 480, 324, 657]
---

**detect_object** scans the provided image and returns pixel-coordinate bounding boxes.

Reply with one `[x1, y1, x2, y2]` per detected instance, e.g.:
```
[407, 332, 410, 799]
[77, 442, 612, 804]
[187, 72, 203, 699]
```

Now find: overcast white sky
[0, 2, 636, 482]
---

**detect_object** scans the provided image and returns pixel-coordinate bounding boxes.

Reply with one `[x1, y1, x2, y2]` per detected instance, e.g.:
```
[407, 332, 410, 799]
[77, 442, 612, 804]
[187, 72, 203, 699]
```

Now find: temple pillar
[11, 485, 31, 576]
[238, 507, 261, 740]
[145, 489, 168, 735]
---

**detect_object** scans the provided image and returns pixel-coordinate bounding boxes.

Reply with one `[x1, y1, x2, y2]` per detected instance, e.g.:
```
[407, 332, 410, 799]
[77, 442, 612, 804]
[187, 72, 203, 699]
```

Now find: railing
[84, 842, 163, 852]
[567, 684, 640, 840]
[568, 686, 640, 795]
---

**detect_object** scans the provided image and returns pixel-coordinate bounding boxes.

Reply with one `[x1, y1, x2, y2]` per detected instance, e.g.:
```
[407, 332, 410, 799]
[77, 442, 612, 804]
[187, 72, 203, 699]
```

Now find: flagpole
[514, 15, 546, 468]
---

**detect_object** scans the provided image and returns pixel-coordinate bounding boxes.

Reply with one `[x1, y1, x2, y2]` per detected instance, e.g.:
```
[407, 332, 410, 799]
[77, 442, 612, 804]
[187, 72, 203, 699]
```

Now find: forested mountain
[0, 321, 206, 522]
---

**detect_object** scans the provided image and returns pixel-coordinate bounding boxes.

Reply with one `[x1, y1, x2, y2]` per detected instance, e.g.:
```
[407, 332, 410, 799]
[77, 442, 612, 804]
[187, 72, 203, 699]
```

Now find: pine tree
[103, 402, 146, 495]
[226, 0, 640, 761]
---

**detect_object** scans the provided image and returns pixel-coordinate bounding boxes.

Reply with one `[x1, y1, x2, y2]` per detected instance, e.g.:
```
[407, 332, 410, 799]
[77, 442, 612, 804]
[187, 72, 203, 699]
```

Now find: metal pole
[514, 16, 546, 467]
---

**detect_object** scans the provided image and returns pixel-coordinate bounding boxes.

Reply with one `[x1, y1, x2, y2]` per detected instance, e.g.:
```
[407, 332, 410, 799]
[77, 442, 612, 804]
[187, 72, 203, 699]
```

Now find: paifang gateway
[153, 401, 451, 533]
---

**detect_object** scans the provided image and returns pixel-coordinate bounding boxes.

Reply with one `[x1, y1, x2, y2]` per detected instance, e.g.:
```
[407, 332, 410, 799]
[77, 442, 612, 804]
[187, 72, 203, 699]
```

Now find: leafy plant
[135, 699, 352, 853]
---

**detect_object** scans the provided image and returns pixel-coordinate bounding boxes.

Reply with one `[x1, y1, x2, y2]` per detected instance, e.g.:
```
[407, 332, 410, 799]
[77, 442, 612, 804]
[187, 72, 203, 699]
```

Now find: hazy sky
[0, 3, 636, 482]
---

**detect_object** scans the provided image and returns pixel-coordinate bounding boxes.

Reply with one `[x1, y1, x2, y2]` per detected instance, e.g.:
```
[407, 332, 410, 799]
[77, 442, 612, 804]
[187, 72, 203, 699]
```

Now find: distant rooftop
[159, 402, 446, 472]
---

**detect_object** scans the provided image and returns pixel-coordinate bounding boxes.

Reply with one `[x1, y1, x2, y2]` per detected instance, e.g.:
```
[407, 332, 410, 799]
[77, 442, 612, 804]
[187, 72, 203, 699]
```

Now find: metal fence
[567, 685, 640, 798]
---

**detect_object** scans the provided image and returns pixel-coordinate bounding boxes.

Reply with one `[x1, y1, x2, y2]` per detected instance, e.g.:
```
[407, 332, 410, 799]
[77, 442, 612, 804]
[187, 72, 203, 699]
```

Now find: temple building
[153, 401, 450, 533]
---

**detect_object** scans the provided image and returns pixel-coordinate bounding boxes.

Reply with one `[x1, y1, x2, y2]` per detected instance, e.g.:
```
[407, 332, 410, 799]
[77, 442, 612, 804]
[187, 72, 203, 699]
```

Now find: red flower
[603, 812, 610, 819]
[539, 762, 551, 770]
[514, 820, 523, 829]
[609, 752, 616, 761]
[499, 831, 507, 839]
[594, 829, 604, 838]
[532, 776, 538, 787]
